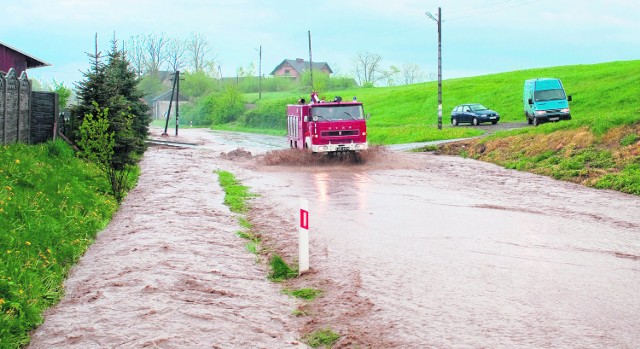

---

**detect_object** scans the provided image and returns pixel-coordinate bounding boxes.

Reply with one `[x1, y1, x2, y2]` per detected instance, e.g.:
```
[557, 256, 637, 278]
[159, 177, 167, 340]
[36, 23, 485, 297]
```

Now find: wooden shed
[0, 41, 50, 76]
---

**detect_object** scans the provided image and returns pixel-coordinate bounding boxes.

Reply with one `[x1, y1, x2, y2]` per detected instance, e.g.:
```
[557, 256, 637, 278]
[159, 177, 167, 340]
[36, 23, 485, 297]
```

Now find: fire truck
[286, 93, 368, 153]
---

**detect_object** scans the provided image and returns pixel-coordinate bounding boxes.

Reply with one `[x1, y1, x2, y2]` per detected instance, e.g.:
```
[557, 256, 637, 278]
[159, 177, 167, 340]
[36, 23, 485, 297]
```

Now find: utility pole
[258, 45, 262, 99]
[426, 7, 443, 130]
[308, 30, 314, 90]
[162, 70, 183, 136]
[162, 71, 178, 136]
[175, 70, 181, 136]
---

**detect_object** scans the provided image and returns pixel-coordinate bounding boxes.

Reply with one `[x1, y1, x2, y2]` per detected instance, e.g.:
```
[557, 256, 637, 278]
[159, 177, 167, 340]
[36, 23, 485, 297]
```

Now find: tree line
[126, 32, 216, 77]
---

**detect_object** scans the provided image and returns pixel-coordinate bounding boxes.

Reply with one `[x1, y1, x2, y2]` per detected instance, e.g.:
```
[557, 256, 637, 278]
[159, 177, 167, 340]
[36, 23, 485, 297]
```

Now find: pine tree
[104, 38, 150, 168]
[71, 34, 151, 202]
[68, 35, 109, 144]
[107, 39, 151, 156]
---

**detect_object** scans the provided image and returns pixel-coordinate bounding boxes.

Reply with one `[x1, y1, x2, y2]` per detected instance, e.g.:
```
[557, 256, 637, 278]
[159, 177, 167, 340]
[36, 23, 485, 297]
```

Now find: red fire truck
[287, 93, 368, 153]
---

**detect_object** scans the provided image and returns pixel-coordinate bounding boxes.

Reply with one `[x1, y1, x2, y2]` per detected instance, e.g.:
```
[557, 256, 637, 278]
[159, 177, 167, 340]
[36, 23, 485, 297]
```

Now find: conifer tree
[68, 34, 109, 143]
[71, 34, 151, 201]
[104, 38, 150, 167]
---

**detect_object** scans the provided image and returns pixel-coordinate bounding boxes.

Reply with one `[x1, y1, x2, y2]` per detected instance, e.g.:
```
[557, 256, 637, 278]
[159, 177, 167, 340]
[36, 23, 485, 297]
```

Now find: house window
[284, 69, 290, 76]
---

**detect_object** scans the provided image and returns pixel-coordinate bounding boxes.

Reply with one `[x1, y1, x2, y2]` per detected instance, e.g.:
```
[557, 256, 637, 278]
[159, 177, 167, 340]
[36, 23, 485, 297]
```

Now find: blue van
[523, 78, 572, 126]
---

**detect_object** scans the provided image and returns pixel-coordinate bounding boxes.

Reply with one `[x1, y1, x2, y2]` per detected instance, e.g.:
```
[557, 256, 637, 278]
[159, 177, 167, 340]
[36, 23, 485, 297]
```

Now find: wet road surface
[30, 128, 640, 348]
[229, 129, 640, 348]
[250, 160, 639, 348]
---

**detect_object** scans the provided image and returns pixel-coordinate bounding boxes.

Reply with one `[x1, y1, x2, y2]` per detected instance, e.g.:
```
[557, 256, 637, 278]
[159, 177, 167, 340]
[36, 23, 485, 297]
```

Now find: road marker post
[299, 198, 309, 275]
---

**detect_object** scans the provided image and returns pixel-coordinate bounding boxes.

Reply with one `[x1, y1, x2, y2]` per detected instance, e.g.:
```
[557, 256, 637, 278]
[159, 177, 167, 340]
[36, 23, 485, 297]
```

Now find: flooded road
[237, 130, 640, 348]
[250, 160, 639, 348]
[30, 128, 640, 348]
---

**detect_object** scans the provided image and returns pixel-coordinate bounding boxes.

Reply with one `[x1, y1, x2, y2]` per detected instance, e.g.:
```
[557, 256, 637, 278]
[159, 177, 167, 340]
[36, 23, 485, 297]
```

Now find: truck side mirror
[567, 95, 572, 102]
[528, 98, 533, 105]
[366, 113, 371, 120]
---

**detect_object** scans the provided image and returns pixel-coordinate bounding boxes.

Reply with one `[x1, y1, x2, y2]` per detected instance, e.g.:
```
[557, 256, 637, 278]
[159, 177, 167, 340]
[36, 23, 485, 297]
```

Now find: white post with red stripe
[298, 198, 309, 274]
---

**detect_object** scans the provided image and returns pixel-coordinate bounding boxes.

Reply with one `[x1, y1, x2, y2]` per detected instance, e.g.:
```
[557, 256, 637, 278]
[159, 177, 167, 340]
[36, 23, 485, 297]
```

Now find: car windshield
[311, 105, 364, 121]
[469, 104, 488, 111]
[534, 89, 566, 102]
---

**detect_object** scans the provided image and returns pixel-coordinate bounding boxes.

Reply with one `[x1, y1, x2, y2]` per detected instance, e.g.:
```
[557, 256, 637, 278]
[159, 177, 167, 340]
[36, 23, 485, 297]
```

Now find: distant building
[270, 58, 332, 81]
[0, 41, 50, 77]
[149, 89, 188, 120]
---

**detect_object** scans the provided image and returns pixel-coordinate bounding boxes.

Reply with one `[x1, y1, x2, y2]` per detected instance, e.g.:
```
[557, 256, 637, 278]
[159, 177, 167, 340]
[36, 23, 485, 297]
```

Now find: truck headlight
[535, 110, 546, 115]
[561, 108, 570, 113]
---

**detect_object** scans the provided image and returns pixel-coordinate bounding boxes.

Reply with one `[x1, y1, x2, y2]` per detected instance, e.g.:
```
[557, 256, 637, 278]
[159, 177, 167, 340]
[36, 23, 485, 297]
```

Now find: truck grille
[321, 130, 359, 137]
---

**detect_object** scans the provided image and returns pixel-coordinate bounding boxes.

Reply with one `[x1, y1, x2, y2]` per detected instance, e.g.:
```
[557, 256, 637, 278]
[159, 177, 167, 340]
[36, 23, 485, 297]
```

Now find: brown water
[249, 159, 640, 348]
[29, 130, 305, 348]
[30, 128, 640, 348]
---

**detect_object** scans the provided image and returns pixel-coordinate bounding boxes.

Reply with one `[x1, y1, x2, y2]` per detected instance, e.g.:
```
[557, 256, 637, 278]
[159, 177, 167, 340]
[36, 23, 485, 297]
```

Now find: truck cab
[523, 78, 572, 126]
[287, 94, 368, 153]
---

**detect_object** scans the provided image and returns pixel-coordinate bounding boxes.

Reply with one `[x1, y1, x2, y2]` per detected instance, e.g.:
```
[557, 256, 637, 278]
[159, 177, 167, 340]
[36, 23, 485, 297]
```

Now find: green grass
[268, 255, 298, 282]
[283, 288, 322, 301]
[216, 170, 256, 213]
[304, 328, 341, 348]
[595, 163, 640, 195]
[242, 60, 640, 143]
[235, 230, 261, 256]
[0, 140, 120, 347]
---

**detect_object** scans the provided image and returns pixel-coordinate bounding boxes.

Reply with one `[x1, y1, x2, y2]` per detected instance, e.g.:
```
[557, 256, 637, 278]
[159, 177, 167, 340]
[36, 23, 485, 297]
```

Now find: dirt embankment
[437, 123, 640, 193]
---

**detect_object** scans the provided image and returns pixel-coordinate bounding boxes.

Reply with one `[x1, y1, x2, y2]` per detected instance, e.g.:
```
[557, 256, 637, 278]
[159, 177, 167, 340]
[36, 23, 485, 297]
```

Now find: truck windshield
[311, 105, 364, 121]
[534, 89, 566, 102]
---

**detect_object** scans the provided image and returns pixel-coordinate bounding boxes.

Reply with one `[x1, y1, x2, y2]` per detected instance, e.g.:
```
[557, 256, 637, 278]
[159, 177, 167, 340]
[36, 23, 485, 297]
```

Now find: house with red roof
[270, 58, 332, 81]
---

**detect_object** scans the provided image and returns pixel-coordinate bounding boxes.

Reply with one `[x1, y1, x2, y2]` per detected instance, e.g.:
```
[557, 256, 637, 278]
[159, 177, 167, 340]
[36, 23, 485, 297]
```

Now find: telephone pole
[257, 45, 262, 99]
[426, 7, 442, 130]
[308, 30, 314, 90]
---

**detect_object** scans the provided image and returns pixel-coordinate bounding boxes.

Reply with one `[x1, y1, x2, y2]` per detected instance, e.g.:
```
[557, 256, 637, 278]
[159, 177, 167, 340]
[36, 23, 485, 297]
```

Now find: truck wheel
[533, 117, 540, 126]
[451, 117, 458, 126]
[472, 117, 479, 126]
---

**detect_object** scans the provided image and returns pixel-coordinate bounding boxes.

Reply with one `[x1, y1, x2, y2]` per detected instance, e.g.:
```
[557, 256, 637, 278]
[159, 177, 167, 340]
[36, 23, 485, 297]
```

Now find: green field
[238, 60, 640, 194]
[242, 60, 640, 142]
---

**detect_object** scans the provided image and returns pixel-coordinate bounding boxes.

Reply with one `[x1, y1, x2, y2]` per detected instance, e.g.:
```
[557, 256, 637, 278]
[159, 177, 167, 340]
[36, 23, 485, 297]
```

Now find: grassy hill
[239, 60, 639, 143]
[0, 141, 118, 346]
[238, 60, 640, 195]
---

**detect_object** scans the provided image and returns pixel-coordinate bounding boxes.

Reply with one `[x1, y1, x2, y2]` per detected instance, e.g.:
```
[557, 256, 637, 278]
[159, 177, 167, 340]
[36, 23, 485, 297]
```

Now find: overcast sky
[2, 0, 639, 86]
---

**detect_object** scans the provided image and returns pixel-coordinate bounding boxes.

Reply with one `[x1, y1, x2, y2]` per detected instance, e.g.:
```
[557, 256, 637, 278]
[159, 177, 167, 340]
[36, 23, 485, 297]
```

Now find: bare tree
[402, 63, 422, 85]
[382, 65, 401, 86]
[186, 32, 215, 72]
[125, 34, 146, 77]
[236, 62, 256, 78]
[144, 32, 169, 74]
[166, 37, 187, 72]
[351, 51, 383, 86]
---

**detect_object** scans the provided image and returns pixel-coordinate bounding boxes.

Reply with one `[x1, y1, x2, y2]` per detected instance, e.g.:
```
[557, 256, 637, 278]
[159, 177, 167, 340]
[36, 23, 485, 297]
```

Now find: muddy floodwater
[30, 128, 640, 348]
